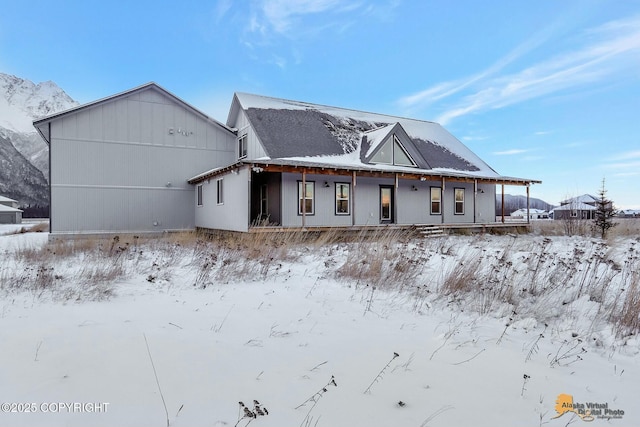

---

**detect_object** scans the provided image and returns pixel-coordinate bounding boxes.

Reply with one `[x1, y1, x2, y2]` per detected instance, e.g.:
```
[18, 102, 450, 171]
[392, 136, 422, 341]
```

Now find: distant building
[0, 196, 22, 224]
[618, 209, 640, 218]
[510, 208, 549, 220]
[552, 194, 599, 220]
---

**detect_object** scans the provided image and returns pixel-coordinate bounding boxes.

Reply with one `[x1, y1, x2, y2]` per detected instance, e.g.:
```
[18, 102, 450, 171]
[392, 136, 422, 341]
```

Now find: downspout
[352, 171, 356, 227]
[48, 122, 52, 233]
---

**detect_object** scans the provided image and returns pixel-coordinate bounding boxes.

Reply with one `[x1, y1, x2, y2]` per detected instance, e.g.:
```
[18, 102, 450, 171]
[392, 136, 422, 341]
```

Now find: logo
[552, 393, 625, 421]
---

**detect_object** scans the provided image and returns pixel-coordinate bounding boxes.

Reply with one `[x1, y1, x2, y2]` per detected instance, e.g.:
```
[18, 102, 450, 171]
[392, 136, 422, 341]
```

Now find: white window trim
[335, 182, 350, 215]
[196, 184, 203, 207]
[238, 134, 248, 159]
[454, 188, 465, 215]
[298, 181, 315, 215]
[430, 187, 442, 215]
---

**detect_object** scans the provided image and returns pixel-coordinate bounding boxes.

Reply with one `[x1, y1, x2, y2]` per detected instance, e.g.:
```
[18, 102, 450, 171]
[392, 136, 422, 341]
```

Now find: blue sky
[2, 0, 639, 208]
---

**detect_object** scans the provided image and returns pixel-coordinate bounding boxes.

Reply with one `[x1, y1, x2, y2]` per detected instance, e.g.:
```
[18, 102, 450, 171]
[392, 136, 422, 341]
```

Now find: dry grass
[531, 218, 640, 237]
[2, 226, 640, 340]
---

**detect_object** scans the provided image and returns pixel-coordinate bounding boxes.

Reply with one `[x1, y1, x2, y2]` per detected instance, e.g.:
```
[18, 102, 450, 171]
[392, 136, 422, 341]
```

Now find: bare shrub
[440, 253, 481, 295]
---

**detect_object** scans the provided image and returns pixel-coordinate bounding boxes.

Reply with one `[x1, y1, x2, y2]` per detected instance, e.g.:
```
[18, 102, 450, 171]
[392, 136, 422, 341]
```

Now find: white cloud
[399, 15, 640, 125]
[493, 149, 530, 156]
[607, 150, 640, 161]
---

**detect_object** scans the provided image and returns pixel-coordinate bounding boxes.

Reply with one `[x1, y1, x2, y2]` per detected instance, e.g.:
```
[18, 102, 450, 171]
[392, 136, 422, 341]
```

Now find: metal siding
[280, 173, 352, 227]
[103, 102, 117, 141]
[49, 87, 236, 234]
[194, 168, 249, 232]
[232, 110, 266, 159]
[396, 181, 430, 224]
[445, 183, 474, 223]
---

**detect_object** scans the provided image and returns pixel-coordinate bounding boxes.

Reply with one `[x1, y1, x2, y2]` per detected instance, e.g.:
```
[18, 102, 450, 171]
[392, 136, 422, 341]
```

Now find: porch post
[352, 171, 356, 227]
[302, 169, 306, 228]
[441, 177, 445, 224]
[526, 184, 531, 225]
[501, 184, 505, 223]
[474, 179, 478, 224]
[395, 173, 399, 224]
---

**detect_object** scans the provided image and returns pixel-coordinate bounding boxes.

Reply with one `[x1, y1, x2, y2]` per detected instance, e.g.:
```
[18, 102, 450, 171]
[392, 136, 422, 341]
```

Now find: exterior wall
[49, 87, 236, 234]
[227, 109, 267, 160]
[0, 212, 21, 224]
[277, 172, 495, 227]
[194, 168, 250, 232]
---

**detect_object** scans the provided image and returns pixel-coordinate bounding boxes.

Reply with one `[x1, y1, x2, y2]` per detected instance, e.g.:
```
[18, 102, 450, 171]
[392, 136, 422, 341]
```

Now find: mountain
[0, 72, 78, 208]
[496, 193, 555, 214]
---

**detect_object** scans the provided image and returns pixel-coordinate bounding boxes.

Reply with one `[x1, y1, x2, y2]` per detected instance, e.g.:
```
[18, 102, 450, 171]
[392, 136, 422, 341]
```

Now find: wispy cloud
[493, 149, 531, 156]
[399, 15, 640, 125]
[247, 0, 375, 38]
[607, 150, 640, 161]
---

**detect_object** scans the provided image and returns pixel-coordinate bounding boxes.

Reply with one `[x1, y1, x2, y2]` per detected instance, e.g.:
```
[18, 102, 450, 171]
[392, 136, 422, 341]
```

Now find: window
[380, 186, 393, 222]
[430, 187, 441, 215]
[238, 134, 247, 159]
[216, 179, 224, 204]
[298, 181, 315, 215]
[335, 183, 350, 215]
[454, 188, 464, 215]
[371, 135, 416, 167]
[197, 184, 203, 206]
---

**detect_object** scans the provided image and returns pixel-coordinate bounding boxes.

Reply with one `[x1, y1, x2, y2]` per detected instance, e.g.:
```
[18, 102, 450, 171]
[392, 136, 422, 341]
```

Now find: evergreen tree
[592, 178, 617, 239]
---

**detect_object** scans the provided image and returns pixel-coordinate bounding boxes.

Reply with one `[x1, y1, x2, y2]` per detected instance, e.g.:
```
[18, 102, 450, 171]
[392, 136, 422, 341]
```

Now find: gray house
[33, 83, 236, 236]
[34, 84, 540, 236]
[552, 194, 598, 220]
[189, 93, 540, 232]
[0, 195, 22, 224]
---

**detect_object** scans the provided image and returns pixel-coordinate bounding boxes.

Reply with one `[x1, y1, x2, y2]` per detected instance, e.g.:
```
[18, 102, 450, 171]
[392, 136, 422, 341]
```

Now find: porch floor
[247, 221, 531, 235]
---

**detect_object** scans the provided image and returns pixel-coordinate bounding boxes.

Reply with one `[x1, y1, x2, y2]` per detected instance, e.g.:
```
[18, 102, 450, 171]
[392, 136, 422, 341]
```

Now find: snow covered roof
[0, 195, 18, 203]
[231, 93, 540, 184]
[560, 194, 598, 205]
[554, 202, 597, 211]
[0, 204, 22, 213]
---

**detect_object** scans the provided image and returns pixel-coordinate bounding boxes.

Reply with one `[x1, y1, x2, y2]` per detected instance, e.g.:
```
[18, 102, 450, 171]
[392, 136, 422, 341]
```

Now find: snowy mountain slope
[0, 73, 77, 133]
[0, 72, 78, 207]
[0, 134, 48, 206]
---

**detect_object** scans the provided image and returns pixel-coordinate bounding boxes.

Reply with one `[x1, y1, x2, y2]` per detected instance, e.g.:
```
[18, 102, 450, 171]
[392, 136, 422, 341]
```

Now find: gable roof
[554, 202, 597, 211]
[33, 82, 233, 144]
[230, 92, 536, 183]
[0, 195, 18, 203]
[560, 194, 599, 205]
[0, 204, 22, 213]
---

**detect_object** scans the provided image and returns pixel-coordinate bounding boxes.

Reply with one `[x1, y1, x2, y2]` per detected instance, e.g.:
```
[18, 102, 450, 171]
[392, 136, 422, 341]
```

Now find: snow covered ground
[0, 224, 638, 427]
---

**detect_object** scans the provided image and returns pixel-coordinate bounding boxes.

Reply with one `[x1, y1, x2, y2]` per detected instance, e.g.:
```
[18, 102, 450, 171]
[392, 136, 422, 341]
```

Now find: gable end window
[197, 184, 203, 206]
[238, 134, 248, 159]
[216, 179, 224, 204]
[298, 181, 315, 215]
[454, 188, 465, 215]
[335, 183, 350, 215]
[370, 134, 417, 167]
[430, 187, 441, 215]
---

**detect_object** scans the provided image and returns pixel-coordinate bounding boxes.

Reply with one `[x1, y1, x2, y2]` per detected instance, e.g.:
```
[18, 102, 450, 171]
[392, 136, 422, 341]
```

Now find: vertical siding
[277, 174, 497, 227]
[194, 168, 249, 232]
[49, 86, 236, 234]
[230, 110, 267, 160]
